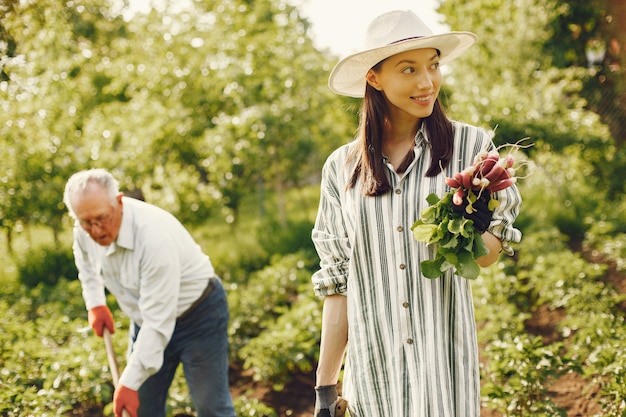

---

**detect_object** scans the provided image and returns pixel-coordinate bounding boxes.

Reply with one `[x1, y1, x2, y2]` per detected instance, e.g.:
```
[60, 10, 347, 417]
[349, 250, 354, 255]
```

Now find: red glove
[88, 305, 115, 337]
[114, 385, 139, 417]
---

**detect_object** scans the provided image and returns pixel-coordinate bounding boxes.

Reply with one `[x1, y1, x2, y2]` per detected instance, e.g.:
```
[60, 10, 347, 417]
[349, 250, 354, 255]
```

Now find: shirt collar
[113, 197, 135, 251]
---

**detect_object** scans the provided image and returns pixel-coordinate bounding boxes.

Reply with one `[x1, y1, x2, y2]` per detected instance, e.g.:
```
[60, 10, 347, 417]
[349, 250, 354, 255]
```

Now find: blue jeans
[130, 278, 236, 417]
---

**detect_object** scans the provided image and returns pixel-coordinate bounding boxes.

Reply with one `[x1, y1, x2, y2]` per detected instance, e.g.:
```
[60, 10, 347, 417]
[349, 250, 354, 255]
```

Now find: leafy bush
[516, 146, 605, 244]
[476, 150, 626, 416]
[481, 334, 568, 416]
[233, 396, 278, 417]
[0, 279, 111, 416]
[257, 217, 316, 257]
[585, 226, 626, 273]
[240, 297, 321, 390]
[193, 224, 270, 285]
[16, 244, 78, 288]
[228, 251, 318, 355]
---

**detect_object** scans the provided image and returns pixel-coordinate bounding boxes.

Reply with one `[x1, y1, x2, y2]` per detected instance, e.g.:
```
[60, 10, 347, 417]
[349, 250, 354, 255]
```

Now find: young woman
[311, 10, 522, 417]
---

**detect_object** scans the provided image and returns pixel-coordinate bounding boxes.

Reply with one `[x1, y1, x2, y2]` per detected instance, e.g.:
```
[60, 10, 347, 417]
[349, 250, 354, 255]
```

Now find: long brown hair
[346, 77, 454, 196]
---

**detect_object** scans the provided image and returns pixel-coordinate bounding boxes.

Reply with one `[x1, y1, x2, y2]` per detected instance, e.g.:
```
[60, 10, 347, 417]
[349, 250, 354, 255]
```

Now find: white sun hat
[328, 10, 477, 98]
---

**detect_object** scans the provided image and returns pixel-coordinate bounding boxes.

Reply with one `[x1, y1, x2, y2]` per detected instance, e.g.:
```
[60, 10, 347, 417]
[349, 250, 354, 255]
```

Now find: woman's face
[366, 48, 442, 121]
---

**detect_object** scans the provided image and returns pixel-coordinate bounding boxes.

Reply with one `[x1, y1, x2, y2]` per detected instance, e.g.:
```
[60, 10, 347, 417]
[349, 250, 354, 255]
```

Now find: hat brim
[328, 32, 477, 98]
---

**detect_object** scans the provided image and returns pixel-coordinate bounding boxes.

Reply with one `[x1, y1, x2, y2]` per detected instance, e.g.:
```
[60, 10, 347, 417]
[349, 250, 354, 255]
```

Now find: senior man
[63, 168, 235, 417]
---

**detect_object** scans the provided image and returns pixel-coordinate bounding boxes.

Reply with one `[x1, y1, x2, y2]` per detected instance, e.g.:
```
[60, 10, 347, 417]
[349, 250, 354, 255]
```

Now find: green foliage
[412, 192, 488, 279]
[481, 334, 568, 416]
[439, 0, 616, 174]
[475, 146, 626, 414]
[0, 0, 354, 239]
[233, 396, 278, 417]
[257, 217, 316, 257]
[194, 222, 270, 284]
[16, 243, 78, 288]
[515, 145, 607, 243]
[0, 279, 113, 416]
[585, 200, 626, 272]
[227, 251, 318, 355]
[239, 297, 321, 391]
[588, 323, 626, 416]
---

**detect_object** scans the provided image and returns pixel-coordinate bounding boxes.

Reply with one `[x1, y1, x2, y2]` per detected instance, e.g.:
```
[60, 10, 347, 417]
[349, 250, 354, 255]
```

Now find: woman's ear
[366, 69, 382, 91]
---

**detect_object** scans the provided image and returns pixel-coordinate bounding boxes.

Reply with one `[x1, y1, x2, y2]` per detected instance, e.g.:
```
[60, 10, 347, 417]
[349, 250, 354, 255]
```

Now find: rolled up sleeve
[489, 183, 523, 255]
[312, 154, 351, 297]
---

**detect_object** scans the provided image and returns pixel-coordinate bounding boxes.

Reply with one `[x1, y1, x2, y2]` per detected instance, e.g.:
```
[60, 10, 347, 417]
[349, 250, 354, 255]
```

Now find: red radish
[460, 169, 473, 189]
[483, 159, 507, 182]
[442, 143, 526, 204]
[479, 158, 497, 175]
[446, 176, 461, 188]
[453, 188, 465, 205]
[488, 177, 517, 192]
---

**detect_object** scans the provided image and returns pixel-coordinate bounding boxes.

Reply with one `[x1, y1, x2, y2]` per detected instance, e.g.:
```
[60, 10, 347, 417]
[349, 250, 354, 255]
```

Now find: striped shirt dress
[312, 121, 523, 417]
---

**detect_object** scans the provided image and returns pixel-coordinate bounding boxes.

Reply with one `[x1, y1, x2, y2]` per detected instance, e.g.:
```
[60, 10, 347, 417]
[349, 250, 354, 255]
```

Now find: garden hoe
[103, 328, 131, 417]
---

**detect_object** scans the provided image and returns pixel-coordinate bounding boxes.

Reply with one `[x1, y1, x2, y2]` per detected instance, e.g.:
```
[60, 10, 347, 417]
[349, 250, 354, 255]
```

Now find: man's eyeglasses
[78, 211, 114, 230]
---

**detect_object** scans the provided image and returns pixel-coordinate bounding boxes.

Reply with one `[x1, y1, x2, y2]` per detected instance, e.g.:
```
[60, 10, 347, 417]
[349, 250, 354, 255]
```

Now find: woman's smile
[411, 93, 435, 104]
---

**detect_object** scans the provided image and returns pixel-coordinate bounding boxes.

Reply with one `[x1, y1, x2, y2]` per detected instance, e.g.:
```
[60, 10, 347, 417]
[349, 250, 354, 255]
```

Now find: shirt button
[402, 302, 409, 308]
[395, 189, 401, 194]
[397, 226, 403, 232]
[399, 264, 406, 270]
[407, 338, 414, 344]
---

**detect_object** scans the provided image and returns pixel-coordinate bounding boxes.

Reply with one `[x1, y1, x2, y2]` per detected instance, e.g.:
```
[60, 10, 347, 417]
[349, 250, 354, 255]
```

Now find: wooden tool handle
[103, 328, 120, 387]
[336, 397, 348, 417]
[103, 328, 131, 417]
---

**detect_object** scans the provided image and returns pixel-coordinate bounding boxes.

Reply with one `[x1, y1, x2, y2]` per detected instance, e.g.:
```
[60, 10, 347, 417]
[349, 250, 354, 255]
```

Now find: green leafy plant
[16, 244, 78, 288]
[233, 396, 278, 417]
[481, 334, 568, 417]
[411, 191, 489, 279]
[412, 146, 527, 279]
[239, 297, 321, 391]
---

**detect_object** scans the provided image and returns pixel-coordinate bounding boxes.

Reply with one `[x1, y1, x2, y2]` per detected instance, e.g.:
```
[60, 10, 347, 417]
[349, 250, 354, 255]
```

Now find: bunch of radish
[444, 150, 518, 212]
[412, 141, 530, 280]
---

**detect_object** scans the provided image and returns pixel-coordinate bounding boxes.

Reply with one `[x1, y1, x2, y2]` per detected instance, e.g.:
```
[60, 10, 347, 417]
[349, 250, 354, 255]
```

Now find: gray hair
[63, 168, 120, 219]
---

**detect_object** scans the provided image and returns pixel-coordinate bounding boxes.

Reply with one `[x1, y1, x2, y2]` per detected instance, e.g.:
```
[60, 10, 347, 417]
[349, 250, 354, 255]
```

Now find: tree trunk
[602, 0, 626, 146]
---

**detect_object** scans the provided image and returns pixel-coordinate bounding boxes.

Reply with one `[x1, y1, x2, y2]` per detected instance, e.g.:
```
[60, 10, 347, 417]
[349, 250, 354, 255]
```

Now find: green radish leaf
[459, 218, 475, 238]
[426, 193, 442, 206]
[414, 187, 498, 280]
[473, 233, 490, 259]
[441, 235, 459, 249]
[412, 223, 438, 243]
[419, 206, 438, 224]
[421, 258, 446, 278]
[455, 251, 481, 280]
